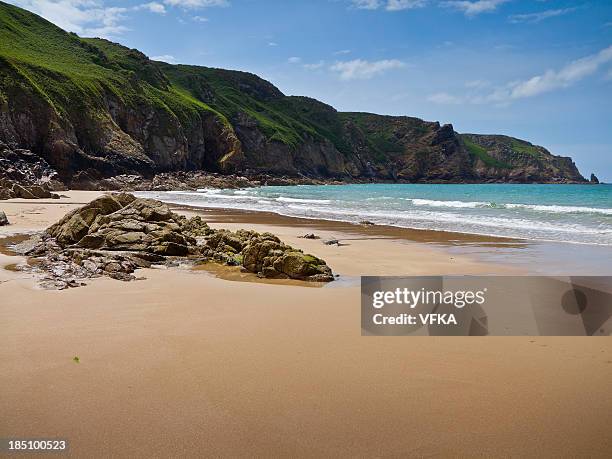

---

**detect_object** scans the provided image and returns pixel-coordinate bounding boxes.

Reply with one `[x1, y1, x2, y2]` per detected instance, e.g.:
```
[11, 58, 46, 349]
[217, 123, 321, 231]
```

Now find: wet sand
[1, 191, 611, 457]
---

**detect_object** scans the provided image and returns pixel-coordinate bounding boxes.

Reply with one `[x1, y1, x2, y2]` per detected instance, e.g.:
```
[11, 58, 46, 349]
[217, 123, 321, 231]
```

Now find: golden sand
[1, 191, 610, 457]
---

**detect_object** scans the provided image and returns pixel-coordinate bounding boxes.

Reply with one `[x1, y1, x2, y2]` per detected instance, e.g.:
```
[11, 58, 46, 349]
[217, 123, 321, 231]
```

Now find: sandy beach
[1, 192, 611, 457]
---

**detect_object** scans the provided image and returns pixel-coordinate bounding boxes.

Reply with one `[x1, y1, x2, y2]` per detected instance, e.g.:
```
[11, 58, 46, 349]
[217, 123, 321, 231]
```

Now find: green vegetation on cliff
[0, 1, 586, 183]
[461, 137, 511, 169]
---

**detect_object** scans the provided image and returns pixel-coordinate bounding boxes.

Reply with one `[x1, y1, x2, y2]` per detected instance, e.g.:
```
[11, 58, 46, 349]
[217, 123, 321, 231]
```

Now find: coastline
[170, 202, 612, 276]
[1, 191, 611, 457]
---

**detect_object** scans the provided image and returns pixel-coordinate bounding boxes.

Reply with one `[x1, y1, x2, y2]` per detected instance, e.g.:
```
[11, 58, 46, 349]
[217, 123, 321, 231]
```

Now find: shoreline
[137, 182, 612, 248]
[168, 203, 612, 276]
[0, 191, 520, 280]
[2, 191, 612, 276]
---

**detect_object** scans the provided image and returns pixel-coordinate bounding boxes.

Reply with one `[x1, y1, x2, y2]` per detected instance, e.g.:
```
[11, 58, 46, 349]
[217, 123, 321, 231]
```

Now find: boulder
[179, 215, 214, 238]
[0, 211, 8, 226]
[152, 242, 189, 256]
[241, 238, 333, 282]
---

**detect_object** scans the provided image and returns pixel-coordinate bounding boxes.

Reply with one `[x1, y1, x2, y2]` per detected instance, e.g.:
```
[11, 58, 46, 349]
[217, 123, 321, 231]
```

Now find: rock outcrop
[0, 142, 65, 200]
[12, 194, 334, 288]
[590, 173, 600, 184]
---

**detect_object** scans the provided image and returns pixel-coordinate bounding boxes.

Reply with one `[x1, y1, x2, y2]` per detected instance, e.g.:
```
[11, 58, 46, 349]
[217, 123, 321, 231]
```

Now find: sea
[138, 183, 612, 246]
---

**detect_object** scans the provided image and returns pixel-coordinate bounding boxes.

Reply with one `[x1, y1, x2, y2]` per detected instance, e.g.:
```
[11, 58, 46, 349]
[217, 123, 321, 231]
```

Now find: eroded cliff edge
[0, 1, 586, 188]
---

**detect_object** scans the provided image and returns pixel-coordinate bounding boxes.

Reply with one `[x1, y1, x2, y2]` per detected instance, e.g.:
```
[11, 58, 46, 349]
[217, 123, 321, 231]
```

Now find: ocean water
[138, 183, 612, 245]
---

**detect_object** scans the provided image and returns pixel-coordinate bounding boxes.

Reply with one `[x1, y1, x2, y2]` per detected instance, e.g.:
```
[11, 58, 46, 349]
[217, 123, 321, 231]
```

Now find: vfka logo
[419, 313, 457, 325]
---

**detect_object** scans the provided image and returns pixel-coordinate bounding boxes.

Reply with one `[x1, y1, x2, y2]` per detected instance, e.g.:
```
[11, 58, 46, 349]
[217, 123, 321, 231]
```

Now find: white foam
[505, 203, 612, 215]
[135, 189, 612, 246]
[409, 199, 485, 208]
[408, 198, 612, 215]
[276, 197, 332, 204]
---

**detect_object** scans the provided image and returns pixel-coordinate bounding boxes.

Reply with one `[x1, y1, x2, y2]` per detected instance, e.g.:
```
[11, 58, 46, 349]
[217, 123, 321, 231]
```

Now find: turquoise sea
[139, 183, 612, 246]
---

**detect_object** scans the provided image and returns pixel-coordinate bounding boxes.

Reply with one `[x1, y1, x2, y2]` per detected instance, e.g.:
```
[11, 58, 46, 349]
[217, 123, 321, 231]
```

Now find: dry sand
[1, 191, 611, 457]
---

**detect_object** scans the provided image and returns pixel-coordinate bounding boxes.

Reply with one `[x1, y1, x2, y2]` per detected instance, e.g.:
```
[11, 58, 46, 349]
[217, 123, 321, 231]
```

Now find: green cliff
[0, 1, 586, 184]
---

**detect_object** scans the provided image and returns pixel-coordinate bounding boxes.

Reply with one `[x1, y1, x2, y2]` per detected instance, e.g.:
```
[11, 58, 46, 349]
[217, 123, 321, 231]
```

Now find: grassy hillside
[0, 1, 586, 183]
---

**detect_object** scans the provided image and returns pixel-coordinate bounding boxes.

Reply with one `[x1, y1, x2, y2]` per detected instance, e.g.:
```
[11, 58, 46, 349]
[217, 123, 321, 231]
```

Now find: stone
[11, 183, 35, 199]
[240, 238, 333, 281]
[28, 185, 53, 199]
[271, 251, 334, 282]
[0, 211, 8, 226]
[53, 214, 91, 246]
[152, 242, 189, 256]
[20, 194, 334, 289]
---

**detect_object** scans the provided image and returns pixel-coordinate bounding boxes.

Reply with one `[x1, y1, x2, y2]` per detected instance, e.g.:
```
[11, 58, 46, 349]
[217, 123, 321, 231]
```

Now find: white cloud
[352, 0, 381, 9]
[192, 15, 209, 22]
[136, 2, 166, 14]
[429, 46, 612, 105]
[163, 0, 227, 8]
[386, 0, 426, 11]
[333, 49, 352, 55]
[350, 0, 426, 11]
[428, 92, 464, 104]
[441, 0, 509, 17]
[509, 7, 576, 24]
[331, 58, 405, 80]
[288, 57, 325, 70]
[268, 42, 278, 47]
[304, 60, 325, 70]
[151, 54, 178, 64]
[465, 79, 490, 88]
[509, 46, 612, 99]
[9, 0, 129, 38]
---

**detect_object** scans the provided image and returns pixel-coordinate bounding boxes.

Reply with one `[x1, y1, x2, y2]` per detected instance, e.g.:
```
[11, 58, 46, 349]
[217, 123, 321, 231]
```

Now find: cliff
[0, 1, 586, 186]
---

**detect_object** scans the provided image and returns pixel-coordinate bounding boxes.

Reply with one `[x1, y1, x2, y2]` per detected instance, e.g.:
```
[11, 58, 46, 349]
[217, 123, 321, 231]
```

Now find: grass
[340, 113, 406, 160]
[510, 139, 541, 157]
[462, 137, 511, 169]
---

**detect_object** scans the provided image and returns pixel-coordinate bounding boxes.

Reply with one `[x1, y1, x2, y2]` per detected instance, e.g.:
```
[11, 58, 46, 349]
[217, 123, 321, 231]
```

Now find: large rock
[0, 211, 8, 226]
[241, 235, 333, 282]
[31, 193, 334, 287]
[47, 193, 134, 245]
[47, 194, 196, 256]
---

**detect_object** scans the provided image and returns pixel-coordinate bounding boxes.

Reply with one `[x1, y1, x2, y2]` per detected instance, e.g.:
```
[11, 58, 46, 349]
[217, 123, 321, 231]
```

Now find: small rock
[299, 233, 320, 239]
[0, 211, 8, 226]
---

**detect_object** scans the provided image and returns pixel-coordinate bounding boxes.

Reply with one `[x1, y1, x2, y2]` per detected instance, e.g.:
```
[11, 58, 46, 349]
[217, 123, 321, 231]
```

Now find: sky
[7, 0, 612, 181]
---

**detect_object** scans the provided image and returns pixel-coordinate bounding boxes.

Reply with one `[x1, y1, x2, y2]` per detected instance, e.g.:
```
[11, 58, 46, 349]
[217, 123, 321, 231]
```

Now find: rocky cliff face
[0, 2, 587, 186]
[0, 141, 64, 199]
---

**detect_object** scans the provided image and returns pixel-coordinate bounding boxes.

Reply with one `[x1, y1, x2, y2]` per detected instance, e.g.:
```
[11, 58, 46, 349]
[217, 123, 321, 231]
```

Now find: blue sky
[8, 0, 612, 181]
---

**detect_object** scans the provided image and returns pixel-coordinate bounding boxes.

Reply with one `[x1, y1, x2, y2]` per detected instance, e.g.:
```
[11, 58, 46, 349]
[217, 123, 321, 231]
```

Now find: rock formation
[11, 194, 334, 288]
[0, 142, 64, 199]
